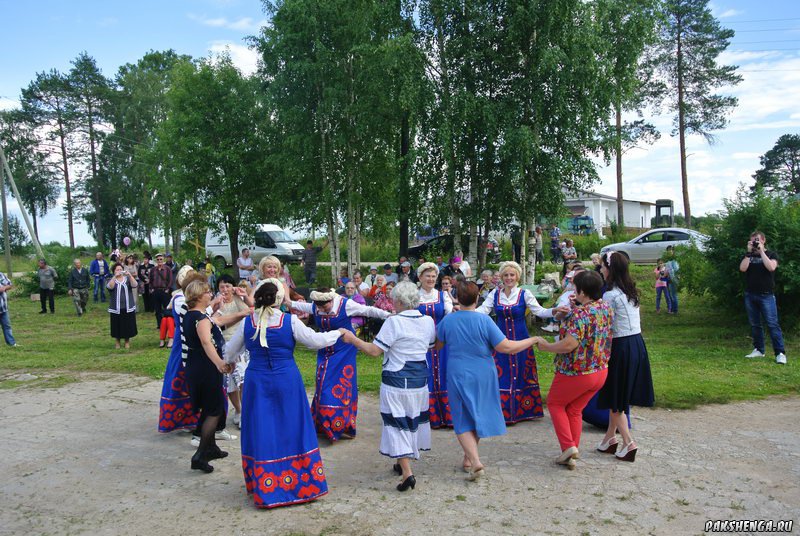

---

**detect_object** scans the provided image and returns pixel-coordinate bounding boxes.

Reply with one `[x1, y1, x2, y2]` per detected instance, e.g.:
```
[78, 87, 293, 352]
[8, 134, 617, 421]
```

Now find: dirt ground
[0, 373, 797, 536]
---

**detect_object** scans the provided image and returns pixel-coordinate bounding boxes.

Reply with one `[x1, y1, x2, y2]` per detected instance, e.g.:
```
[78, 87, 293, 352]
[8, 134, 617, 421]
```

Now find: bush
[14, 245, 94, 296]
[675, 189, 800, 328]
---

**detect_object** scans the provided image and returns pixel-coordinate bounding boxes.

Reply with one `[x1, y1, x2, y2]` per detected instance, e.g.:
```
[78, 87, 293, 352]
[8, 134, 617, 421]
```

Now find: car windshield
[267, 230, 293, 243]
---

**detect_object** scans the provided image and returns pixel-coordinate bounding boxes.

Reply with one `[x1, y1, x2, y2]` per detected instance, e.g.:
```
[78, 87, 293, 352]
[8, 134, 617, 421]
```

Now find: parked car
[206, 224, 305, 268]
[599, 227, 709, 264]
[407, 234, 502, 264]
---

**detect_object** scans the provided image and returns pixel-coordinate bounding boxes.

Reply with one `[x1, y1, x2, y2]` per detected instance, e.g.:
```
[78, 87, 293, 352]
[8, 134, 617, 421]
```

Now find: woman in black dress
[182, 280, 231, 473]
[107, 263, 138, 349]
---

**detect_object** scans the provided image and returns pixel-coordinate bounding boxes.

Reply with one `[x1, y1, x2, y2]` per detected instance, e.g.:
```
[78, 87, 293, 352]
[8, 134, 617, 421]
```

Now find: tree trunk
[479, 216, 490, 270]
[525, 219, 536, 285]
[56, 112, 75, 249]
[346, 193, 359, 278]
[398, 111, 410, 257]
[31, 210, 39, 241]
[227, 215, 240, 270]
[327, 208, 340, 287]
[467, 226, 478, 279]
[615, 102, 624, 227]
[87, 103, 105, 246]
[676, 20, 692, 226]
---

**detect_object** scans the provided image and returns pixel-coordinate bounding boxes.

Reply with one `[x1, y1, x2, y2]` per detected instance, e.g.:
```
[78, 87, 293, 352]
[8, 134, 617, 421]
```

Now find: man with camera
[739, 231, 786, 365]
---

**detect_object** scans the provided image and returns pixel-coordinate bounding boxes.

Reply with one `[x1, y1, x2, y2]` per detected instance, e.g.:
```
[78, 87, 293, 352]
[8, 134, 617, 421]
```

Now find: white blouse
[602, 287, 641, 337]
[223, 310, 341, 363]
[418, 287, 453, 314]
[373, 311, 436, 372]
[476, 285, 553, 318]
[290, 294, 390, 320]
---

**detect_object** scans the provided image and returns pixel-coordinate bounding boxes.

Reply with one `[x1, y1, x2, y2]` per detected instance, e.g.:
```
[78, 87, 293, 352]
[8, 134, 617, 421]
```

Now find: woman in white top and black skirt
[345, 281, 436, 492]
[596, 252, 655, 462]
[107, 263, 138, 349]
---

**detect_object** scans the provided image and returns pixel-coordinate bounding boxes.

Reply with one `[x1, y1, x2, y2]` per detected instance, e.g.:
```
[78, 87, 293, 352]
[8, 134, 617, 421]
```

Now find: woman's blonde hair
[184, 280, 211, 308]
[258, 255, 282, 277]
[498, 261, 522, 279]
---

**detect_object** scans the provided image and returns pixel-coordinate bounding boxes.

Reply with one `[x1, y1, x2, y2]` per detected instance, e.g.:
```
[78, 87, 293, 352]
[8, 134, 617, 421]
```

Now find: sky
[1, 0, 799, 246]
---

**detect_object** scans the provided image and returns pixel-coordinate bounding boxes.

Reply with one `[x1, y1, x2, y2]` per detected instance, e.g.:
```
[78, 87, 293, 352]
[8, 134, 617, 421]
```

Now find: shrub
[14, 246, 94, 296]
[675, 188, 800, 328]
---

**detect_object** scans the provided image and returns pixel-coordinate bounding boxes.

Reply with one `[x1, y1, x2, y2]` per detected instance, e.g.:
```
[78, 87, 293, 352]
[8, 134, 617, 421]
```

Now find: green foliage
[752, 133, 800, 196]
[675, 189, 800, 327]
[14, 245, 91, 296]
[0, 215, 30, 254]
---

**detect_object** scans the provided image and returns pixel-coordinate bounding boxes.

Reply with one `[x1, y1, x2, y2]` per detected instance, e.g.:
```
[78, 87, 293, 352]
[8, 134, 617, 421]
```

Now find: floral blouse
[554, 299, 613, 376]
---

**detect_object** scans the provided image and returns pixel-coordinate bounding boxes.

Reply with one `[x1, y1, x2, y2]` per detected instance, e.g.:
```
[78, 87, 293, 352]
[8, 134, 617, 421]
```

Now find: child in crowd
[654, 259, 671, 313]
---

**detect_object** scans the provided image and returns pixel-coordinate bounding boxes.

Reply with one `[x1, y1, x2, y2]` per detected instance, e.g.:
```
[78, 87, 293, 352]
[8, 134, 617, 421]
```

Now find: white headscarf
[251, 278, 284, 348]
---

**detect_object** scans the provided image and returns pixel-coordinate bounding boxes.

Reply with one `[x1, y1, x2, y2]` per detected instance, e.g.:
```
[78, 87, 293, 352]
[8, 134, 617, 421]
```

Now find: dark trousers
[152, 288, 171, 328]
[40, 288, 55, 312]
[304, 266, 317, 285]
[141, 285, 153, 312]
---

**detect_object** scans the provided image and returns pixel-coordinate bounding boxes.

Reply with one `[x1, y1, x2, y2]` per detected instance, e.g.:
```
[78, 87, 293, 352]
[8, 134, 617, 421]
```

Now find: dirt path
[0, 374, 797, 535]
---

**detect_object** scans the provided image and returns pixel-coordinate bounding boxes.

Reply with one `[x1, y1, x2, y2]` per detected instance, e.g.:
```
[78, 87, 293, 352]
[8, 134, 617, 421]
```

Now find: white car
[206, 224, 305, 268]
[600, 227, 709, 264]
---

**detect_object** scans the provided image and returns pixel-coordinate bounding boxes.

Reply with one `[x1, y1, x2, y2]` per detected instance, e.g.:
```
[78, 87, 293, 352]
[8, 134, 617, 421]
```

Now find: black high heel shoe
[396, 475, 416, 492]
[393, 463, 402, 475]
[191, 454, 214, 473]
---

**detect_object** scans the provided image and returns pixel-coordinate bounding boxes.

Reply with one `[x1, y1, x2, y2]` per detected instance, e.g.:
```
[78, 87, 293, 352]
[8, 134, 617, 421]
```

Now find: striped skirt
[379, 381, 431, 460]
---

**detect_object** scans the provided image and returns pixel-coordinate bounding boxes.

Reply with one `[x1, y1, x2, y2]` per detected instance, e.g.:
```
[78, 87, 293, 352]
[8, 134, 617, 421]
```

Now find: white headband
[310, 289, 337, 302]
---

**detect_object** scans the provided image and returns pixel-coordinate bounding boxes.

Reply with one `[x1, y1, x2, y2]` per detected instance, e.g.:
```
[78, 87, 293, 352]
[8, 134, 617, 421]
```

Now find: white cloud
[208, 41, 259, 75]
[718, 8, 743, 19]
[188, 13, 264, 33]
[0, 97, 20, 111]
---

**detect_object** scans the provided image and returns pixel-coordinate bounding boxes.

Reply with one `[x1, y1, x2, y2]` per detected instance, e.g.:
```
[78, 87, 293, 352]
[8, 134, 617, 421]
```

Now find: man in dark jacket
[67, 259, 91, 316]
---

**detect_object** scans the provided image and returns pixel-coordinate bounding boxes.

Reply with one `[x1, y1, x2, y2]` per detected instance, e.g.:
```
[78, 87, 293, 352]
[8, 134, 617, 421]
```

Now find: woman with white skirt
[344, 281, 436, 492]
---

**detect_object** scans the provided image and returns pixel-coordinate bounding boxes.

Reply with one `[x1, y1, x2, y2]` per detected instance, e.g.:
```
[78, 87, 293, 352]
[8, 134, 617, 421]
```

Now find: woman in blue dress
[416, 262, 454, 428]
[290, 288, 390, 442]
[158, 267, 201, 433]
[224, 280, 344, 508]
[437, 281, 537, 480]
[477, 261, 554, 424]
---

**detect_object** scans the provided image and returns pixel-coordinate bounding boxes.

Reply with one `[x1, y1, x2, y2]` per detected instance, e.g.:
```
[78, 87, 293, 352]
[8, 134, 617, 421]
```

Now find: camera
[752, 238, 760, 251]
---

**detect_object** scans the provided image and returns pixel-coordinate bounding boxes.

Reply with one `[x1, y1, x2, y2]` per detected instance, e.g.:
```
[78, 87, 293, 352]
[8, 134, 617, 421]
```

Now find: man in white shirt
[237, 248, 254, 283]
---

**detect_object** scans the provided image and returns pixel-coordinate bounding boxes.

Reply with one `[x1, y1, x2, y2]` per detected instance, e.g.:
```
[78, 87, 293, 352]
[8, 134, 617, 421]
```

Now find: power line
[734, 39, 800, 44]
[725, 17, 800, 24]
[734, 28, 800, 33]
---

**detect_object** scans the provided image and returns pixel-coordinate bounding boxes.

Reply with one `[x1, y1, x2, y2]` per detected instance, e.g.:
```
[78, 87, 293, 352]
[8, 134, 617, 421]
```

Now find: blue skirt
[241, 359, 328, 509]
[311, 344, 358, 441]
[158, 342, 198, 433]
[597, 333, 655, 412]
[447, 358, 506, 439]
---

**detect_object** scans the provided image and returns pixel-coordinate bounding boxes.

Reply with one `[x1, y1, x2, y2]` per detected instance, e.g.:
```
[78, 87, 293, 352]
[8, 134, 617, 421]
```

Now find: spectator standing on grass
[0, 271, 16, 347]
[511, 225, 522, 263]
[740, 231, 787, 365]
[550, 226, 562, 263]
[561, 239, 577, 276]
[664, 246, 680, 314]
[107, 262, 138, 350]
[149, 253, 175, 330]
[90, 252, 110, 303]
[139, 252, 154, 312]
[37, 259, 57, 314]
[302, 239, 328, 285]
[534, 226, 544, 265]
[654, 260, 672, 314]
[165, 254, 179, 291]
[67, 259, 91, 316]
[237, 248, 254, 284]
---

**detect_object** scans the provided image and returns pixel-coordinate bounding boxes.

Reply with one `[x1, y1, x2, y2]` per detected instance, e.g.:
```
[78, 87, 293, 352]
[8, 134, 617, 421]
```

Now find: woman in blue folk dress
[225, 280, 344, 508]
[158, 267, 200, 433]
[477, 261, 554, 424]
[290, 288, 390, 442]
[416, 262, 454, 428]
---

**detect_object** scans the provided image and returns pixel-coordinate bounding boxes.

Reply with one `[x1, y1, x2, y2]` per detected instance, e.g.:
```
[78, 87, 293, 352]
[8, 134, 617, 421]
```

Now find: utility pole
[0, 162, 11, 273]
[0, 143, 45, 260]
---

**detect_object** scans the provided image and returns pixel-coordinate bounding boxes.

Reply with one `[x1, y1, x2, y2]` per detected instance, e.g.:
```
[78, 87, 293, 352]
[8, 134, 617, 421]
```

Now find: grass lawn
[1, 265, 797, 409]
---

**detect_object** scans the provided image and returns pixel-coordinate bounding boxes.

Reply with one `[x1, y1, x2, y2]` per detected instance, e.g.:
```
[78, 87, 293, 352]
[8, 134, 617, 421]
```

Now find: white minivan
[206, 224, 305, 267]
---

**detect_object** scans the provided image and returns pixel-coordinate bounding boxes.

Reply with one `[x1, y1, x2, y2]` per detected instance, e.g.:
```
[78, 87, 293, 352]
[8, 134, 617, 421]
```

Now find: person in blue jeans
[0, 271, 17, 347]
[739, 231, 787, 365]
[90, 252, 110, 302]
[664, 246, 679, 313]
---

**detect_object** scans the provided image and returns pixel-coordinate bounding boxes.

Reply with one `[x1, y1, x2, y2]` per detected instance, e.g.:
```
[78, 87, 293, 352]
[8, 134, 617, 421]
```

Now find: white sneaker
[776, 353, 787, 365]
[215, 430, 236, 441]
[233, 411, 241, 426]
[190, 436, 200, 447]
[745, 349, 765, 359]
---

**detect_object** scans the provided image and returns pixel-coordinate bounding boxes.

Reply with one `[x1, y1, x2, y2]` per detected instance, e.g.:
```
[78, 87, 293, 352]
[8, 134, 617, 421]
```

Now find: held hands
[338, 328, 356, 344]
[217, 361, 233, 374]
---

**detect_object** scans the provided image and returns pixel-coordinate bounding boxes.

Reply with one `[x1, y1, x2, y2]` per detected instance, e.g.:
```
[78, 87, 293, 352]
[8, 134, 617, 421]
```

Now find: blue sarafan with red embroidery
[418, 290, 453, 429]
[242, 448, 328, 509]
[239, 312, 329, 509]
[491, 288, 544, 423]
[158, 304, 199, 433]
[311, 298, 360, 441]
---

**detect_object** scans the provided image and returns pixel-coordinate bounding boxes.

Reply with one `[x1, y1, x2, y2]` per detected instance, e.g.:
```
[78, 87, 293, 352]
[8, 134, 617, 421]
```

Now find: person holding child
[654, 260, 672, 313]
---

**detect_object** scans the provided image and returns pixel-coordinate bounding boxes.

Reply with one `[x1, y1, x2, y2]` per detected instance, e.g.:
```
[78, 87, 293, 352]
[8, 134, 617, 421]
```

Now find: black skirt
[597, 333, 654, 412]
[110, 310, 138, 339]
